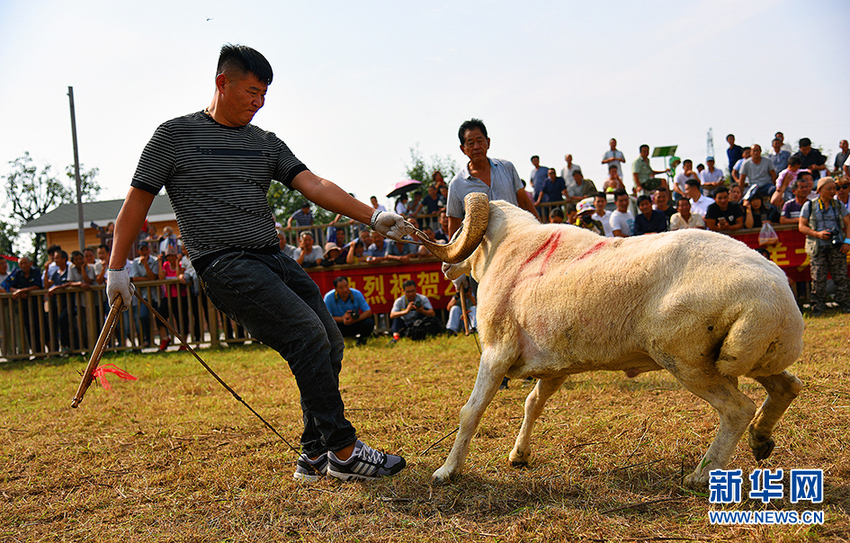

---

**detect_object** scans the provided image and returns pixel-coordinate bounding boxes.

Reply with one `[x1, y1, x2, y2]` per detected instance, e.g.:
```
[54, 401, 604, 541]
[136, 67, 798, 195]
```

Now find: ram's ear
[418, 193, 489, 263]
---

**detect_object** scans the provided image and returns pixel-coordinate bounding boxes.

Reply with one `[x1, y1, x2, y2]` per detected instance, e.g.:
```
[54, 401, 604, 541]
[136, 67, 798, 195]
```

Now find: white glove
[371, 210, 414, 242]
[452, 274, 468, 290]
[106, 269, 135, 310]
[441, 263, 468, 290]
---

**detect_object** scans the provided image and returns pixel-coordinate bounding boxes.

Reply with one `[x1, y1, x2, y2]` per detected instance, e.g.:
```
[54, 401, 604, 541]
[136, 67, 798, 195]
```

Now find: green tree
[0, 220, 16, 255]
[2, 152, 101, 264]
[405, 145, 458, 188]
[266, 181, 334, 227]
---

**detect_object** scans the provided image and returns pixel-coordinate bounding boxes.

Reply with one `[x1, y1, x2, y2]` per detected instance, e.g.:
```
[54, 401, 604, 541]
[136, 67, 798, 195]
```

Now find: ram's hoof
[751, 438, 775, 461]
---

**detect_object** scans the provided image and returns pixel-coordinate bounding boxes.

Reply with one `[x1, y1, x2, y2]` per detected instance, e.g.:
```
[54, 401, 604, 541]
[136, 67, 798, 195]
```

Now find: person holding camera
[323, 277, 374, 345]
[799, 177, 850, 316]
[389, 279, 437, 342]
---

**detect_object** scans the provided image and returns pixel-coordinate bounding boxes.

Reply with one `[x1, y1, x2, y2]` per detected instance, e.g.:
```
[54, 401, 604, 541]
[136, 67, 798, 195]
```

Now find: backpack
[404, 316, 444, 341]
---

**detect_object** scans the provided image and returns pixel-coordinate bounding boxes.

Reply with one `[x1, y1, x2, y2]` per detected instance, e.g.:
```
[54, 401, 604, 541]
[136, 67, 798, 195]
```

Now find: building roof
[19, 195, 175, 233]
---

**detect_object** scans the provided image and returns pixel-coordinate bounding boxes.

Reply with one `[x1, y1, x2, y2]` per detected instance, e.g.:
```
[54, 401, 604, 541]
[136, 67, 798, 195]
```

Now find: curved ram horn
[417, 193, 489, 263]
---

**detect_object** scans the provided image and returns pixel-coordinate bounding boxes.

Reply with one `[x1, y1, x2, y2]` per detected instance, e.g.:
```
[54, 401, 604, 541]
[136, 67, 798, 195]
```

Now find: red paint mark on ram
[574, 239, 608, 262]
[519, 230, 563, 276]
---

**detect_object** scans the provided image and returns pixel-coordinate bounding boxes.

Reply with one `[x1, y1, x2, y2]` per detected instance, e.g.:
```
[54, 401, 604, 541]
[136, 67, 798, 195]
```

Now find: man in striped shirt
[107, 44, 409, 482]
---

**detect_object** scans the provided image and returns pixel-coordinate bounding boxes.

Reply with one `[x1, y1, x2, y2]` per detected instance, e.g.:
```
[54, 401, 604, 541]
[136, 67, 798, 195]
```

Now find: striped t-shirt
[131, 111, 308, 267]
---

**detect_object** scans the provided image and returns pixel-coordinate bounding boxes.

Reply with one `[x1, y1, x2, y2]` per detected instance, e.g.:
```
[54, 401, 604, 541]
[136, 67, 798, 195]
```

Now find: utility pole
[68, 86, 85, 251]
[707, 128, 715, 160]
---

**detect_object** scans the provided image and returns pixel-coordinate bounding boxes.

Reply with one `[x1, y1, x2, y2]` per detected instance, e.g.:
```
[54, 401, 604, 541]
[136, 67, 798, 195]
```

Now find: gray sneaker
[327, 440, 406, 481]
[293, 452, 328, 482]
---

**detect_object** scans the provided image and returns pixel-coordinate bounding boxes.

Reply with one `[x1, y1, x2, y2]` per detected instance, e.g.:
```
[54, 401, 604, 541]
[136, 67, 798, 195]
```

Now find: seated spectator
[739, 144, 777, 198]
[44, 250, 72, 356]
[159, 226, 179, 256]
[294, 231, 323, 268]
[609, 189, 634, 237]
[564, 202, 577, 224]
[437, 185, 449, 210]
[771, 156, 803, 208]
[342, 239, 366, 265]
[406, 191, 424, 216]
[566, 170, 598, 203]
[669, 198, 706, 230]
[330, 227, 347, 248]
[542, 168, 566, 204]
[385, 238, 416, 264]
[728, 183, 743, 206]
[417, 226, 437, 256]
[590, 192, 613, 237]
[575, 198, 605, 236]
[686, 178, 714, 217]
[8, 256, 44, 354]
[653, 187, 676, 222]
[389, 279, 439, 342]
[634, 195, 668, 235]
[799, 177, 850, 316]
[420, 185, 441, 228]
[837, 176, 850, 213]
[287, 201, 313, 229]
[93, 244, 122, 286]
[731, 147, 751, 186]
[549, 208, 565, 224]
[157, 246, 189, 351]
[446, 288, 477, 336]
[369, 195, 387, 213]
[323, 276, 374, 345]
[674, 159, 701, 200]
[743, 192, 780, 229]
[699, 157, 724, 196]
[602, 164, 625, 193]
[365, 232, 389, 263]
[277, 225, 296, 258]
[780, 174, 814, 225]
[705, 186, 744, 232]
[433, 211, 450, 243]
[433, 170, 447, 190]
[130, 242, 159, 348]
[792, 137, 827, 181]
[357, 229, 372, 249]
[394, 194, 408, 215]
[84, 247, 96, 266]
[319, 242, 344, 267]
[769, 137, 791, 173]
[145, 224, 160, 257]
[66, 249, 96, 349]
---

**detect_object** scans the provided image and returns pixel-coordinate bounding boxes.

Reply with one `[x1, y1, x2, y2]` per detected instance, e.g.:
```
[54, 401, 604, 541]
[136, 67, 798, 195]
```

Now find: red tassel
[92, 364, 137, 390]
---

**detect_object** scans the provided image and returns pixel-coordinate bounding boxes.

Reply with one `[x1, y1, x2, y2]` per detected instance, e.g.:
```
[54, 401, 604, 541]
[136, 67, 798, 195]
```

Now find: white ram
[420, 193, 804, 486]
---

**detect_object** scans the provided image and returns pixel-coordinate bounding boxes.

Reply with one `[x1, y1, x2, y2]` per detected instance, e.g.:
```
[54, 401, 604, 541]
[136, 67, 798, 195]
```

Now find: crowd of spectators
[1, 223, 218, 358]
[3, 134, 847, 358]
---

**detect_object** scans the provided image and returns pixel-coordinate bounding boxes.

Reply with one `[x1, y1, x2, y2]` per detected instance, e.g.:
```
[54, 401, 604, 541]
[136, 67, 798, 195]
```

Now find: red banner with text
[307, 259, 456, 314]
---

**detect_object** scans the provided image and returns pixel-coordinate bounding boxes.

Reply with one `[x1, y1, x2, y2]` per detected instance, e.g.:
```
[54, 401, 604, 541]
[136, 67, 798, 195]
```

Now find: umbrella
[386, 179, 422, 198]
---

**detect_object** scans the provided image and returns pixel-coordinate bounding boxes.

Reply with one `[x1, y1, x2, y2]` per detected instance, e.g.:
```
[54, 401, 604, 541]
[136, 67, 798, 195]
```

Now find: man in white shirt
[686, 179, 715, 217]
[609, 189, 634, 237]
[674, 159, 701, 200]
[561, 154, 581, 189]
[591, 192, 613, 237]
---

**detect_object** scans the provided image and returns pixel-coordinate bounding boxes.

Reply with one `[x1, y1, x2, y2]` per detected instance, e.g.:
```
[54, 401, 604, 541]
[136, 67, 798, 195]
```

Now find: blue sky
[1, 0, 848, 218]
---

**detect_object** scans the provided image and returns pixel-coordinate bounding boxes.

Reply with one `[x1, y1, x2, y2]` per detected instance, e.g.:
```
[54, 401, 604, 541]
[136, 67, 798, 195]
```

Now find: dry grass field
[2, 312, 848, 542]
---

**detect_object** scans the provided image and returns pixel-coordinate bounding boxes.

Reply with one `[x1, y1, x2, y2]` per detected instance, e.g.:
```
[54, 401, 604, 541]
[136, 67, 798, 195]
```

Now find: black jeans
[201, 250, 356, 457]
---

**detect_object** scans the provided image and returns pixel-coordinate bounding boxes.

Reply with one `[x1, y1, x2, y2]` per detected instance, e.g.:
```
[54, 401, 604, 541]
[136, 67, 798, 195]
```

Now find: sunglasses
[837, 184, 850, 190]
